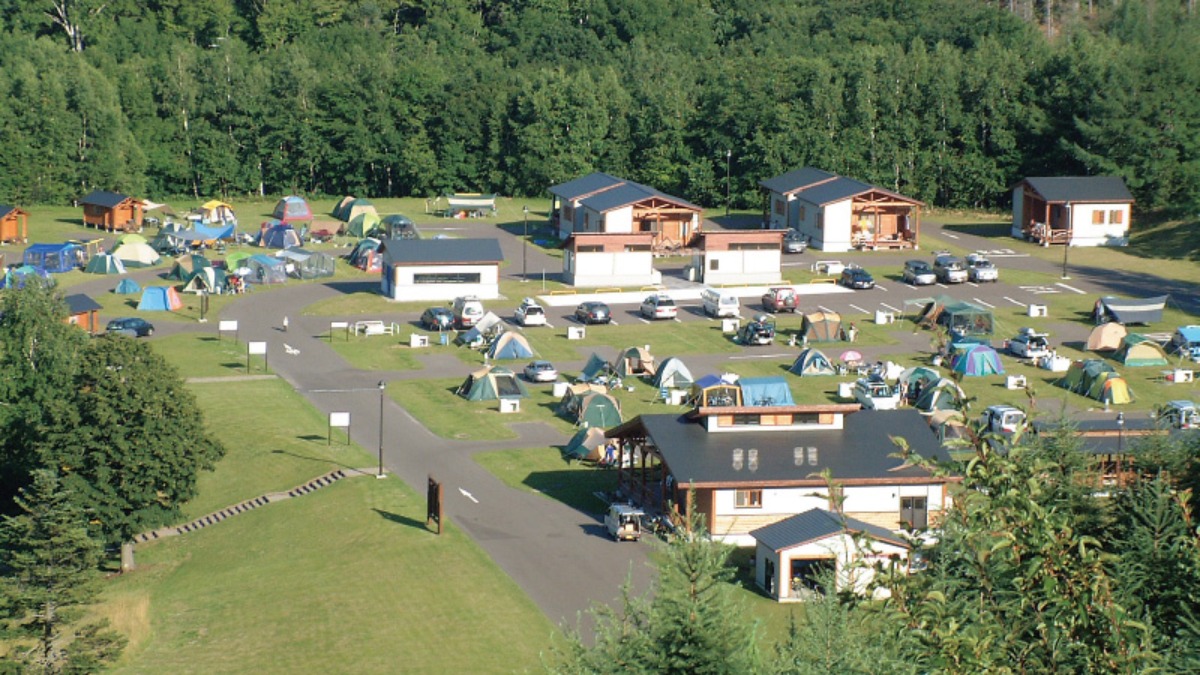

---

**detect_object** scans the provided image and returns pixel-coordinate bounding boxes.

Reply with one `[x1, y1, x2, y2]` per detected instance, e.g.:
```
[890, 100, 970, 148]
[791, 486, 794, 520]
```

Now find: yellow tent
[200, 200, 236, 223]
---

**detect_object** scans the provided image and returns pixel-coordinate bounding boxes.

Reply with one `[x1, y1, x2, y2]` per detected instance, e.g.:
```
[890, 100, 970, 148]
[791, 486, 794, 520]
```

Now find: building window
[730, 242, 776, 250]
[798, 206, 806, 221]
[625, 244, 651, 252]
[709, 258, 720, 271]
[817, 212, 824, 230]
[1109, 209, 1124, 224]
[577, 245, 602, 253]
[774, 199, 785, 216]
[1092, 210, 1105, 225]
[731, 414, 759, 426]
[900, 496, 928, 530]
[413, 272, 481, 284]
[735, 490, 762, 508]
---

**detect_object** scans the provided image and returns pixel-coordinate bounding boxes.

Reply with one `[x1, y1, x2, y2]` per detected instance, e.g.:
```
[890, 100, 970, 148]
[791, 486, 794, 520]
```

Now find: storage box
[567, 326, 586, 340]
[1027, 304, 1047, 318]
[499, 398, 521, 413]
[409, 334, 429, 348]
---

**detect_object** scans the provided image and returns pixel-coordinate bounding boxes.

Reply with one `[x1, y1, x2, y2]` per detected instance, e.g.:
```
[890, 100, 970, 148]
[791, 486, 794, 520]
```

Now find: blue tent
[950, 343, 1005, 377]
[114, 278, 141, 294]
[486, 332, 535, 360]
[257, 220, 301, 249]
[137, 286, 183, 312]
[1, 265, 53, 289]
[23, 242, 82, 273]
[738, 376, 795, 406]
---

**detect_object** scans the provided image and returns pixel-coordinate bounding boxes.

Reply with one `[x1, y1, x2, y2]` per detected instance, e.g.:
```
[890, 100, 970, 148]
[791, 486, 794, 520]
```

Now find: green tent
[917, 295, 994, 337]
[1057, 359, 1134, 404]
[569, 391, 622, 428]
[563, 427, 608, 462]
[167, 253, 211, 282]
[1113, 333, 1169, 367]
[338, 198, 376, 223]
[225, 251, 253, 270]
[84, 254, 126, 275]
[345, 212, 382, 239]
[456, 366, 529, 401]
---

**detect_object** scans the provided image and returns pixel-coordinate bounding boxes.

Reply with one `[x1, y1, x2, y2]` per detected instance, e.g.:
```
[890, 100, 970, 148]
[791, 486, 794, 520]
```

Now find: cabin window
[735, 490, 762, 508]
[730, 242, 776, 250]
[1092, 210, 1105, 225]
[577, 245, 602, 253]
[900, 496, 928, 530]
[1109, 210, 1124, 224]
[625, 244, 651, 252]
[731, 414, 759, 426]
[709, 259, 720, 271]
[774, 199, 785, 216]
[817, 212, 824, 230]
[798, 206, 807, 221]
[413, 272, 481, 284]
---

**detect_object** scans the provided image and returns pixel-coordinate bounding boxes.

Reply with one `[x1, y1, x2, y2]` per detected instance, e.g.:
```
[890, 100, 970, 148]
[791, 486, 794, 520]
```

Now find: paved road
[74, 214, 1197, 635]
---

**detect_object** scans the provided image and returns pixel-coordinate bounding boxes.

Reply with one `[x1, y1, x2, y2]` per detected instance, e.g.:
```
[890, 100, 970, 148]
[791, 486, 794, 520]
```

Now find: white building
[1011, 176, 1134, 247]
[562, 232, 660, 287]
[548, 172, 702, 248]
[379, 239, 502, 301]
[690, 230, 785, 285]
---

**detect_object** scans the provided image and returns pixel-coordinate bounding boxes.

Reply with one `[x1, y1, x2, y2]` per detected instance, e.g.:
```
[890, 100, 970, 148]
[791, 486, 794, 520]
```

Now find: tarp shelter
[347, 237, 383, 271]
[486, 332, 536, 360]
[1057, 359, 1133, 404]
[563, 427, 609, 462]
[613, 346, 656, 378]
[111, 241, 161, 268]
[83, 254, 126, 275]
[802, 311, 843, 343]
[1171, 326, 1200, 360]
[1094, 295, 1168, 325]
[692, 374, 742, 407]
[277, 248, 336, 279]
[580, 353, 617, 383]
[137, 286, 183, 311]
[182, 267, 227, 294]
[950, 343, 1005, 377]
[151, 222, 187, 254]
[114, 278, 141, 294]
[199, 200, 236, 224]
[558, 390, 622, 428]
[1086, 322, 1128, 351]
[917, 296, 994, 337]
[345, 212, 381, 239]
[651, 357, 694, 389]
[1, 265, 52, 289]
[272, 196, 313, 225]
[789, 349, 836, 376]
[339, 199, 376, 224]
[244, 255, 288, 284]
[446, 193, 497, 217]
[456, 365, 529, 401]
[1113, 334, 1169, 367]
[914, 378, 966, 414]
[23, 243, 82, 273]
[332, 196, 356, 221]
[739, 376, 795, 406]
[258, 221, 301, 249]
[380, 214, 419, 239]
[167, 254, 211, 282]
[455, 311, 505, 347]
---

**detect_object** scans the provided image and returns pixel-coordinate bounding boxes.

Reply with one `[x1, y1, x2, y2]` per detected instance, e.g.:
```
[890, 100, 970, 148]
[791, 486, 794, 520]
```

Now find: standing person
[282, 316, 289, 332]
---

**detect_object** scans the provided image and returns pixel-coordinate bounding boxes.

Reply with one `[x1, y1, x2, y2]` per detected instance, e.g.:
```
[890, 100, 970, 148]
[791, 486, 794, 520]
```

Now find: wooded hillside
[0, 0, 1195, 213]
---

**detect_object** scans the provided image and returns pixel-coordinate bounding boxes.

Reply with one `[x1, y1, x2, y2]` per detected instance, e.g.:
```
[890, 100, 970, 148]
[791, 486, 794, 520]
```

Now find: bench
[354, 320, 398, 336]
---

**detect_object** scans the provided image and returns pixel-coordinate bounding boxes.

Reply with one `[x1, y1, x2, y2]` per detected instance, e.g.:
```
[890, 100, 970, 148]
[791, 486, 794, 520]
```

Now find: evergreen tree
[0, 470, 125, 673]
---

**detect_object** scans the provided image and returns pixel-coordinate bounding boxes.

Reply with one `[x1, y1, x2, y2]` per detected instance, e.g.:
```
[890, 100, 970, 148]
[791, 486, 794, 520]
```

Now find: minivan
[701, 288, 740, 318]
[452, 295, 484, 328]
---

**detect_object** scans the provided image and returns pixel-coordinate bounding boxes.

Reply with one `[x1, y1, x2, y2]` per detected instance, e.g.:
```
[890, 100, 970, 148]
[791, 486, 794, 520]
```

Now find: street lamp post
[1116, 411, 1126, 485]
[377, 381, 386, 477]
[522, 206, 529, 282]
[725, 149, 732, 217]
[1061, 204, 1071, 279]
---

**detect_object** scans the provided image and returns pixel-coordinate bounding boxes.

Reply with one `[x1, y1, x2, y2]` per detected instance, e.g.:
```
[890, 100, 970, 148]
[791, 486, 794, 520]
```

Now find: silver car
[933, 255, 968, 284]
[965, 253, 999, 282]
[902, 260, 937, 286]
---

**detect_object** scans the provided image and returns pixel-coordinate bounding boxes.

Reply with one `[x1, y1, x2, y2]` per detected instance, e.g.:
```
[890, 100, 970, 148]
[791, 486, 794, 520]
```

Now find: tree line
[551, 424, 1200, 674]
[0, 1, 1195, 215]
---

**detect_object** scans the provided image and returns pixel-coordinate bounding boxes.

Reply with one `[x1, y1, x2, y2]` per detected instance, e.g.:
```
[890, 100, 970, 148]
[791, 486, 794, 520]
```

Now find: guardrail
[810, 278, 838, 284]
[549, 289, 577, 295]
[596, 287, 623, 294]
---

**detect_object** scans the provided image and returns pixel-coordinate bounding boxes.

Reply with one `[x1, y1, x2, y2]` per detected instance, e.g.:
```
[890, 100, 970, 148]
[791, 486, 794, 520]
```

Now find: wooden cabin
[64, 294, 103, 335]
[549, 172, 703, 250]
[0, 205, 29, 244]
[81, 190, 144, 233]
[1011, 177, 1133, 247]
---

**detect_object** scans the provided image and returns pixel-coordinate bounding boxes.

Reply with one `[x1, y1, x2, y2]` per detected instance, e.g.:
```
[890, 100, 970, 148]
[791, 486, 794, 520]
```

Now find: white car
[639, 294, 677, 320]
[514, 298, 546, 327]
[933, 255, 969, 284]
[965, 253, 999, 282]
[523, 360, 558, 383]
[1008, 329, 1051, 359]
[853, 377, 901, 410]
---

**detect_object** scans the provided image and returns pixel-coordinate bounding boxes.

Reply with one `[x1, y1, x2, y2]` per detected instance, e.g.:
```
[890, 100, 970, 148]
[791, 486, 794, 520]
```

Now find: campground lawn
[152, 333, 272, 379]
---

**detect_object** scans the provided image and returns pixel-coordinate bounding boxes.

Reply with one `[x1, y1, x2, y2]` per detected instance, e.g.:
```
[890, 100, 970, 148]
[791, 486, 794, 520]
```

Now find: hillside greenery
[0, 0, 1195, 216]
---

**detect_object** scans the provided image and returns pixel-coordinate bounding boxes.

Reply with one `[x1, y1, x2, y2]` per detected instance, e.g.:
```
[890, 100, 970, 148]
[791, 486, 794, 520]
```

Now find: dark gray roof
[64, 294, 102, 314]
[380, 238, 503, 266]
[751, 508, 910, 551]
[1021, 177, 1133, 203]
[0, 205, 21, 219]
[759, 167, 836, 195]
[580, 181, 700, 213]
[793, 176, 877, 205]
[631, 409, 952, 487]
[80, 190, 131, 209]
[1032, 417, 1174, 455]
[548, 172, 625, 201]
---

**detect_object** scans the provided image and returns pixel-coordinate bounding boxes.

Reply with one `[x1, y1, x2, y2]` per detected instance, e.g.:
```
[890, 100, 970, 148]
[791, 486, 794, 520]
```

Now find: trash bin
[438, 332, 449, 346]
[837, 382, 855, 399]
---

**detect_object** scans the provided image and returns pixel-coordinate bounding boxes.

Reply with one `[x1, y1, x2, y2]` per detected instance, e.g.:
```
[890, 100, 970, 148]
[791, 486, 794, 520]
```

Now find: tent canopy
[1094, 295, 1168, 325]
[738, 376, 795, 406]
[23, 243, 82, 273]
[486, 332, 535, 360]
[563, 427, 609, 462]
[1057, 359, 1133, 404]
[199, 200, 236, 224]
[345, 212, 381, 238]
[272, 196, 313, 224]
[447, 193, 497, 217]
[258, 221, 302, 249]
[339, 198, 377, 223]
[380, 214, 419, 240]
[137, 286, 183, 311]
[802, 311, 843, 342]
[580, 353, 616, 383]
[914, 378, 966, 413]
[1086, 322, 1128, 351]
[789, 348, 836, 376]
[457, 366, 529, 401]
[1113, 333, 1169, 367]
[111, 241, 161, 268]
[651, 357, 694, 389]
[114, 278, 141, 294]
[244, 254, 288, 284]
[347, 237, 383, 271]
[84, 253, 126, 275]
[917, 295, 994, 337]
[613, 346, 655, 378]
[950, 343, 1005, 376]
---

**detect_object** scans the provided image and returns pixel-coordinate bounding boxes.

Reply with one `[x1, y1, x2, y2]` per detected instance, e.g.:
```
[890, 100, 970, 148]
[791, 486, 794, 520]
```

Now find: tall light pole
[522, 206, 529, 282]
[1116, 411, 1126, 486]
[377, 381, 386, 477]
[1060, 204, 1071, 279]
[725, 149, 732, 217]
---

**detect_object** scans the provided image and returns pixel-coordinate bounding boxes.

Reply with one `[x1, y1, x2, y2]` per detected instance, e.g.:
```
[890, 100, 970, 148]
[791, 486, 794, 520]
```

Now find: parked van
[452, 295, 484, 329]
[701, 288, 740, 318]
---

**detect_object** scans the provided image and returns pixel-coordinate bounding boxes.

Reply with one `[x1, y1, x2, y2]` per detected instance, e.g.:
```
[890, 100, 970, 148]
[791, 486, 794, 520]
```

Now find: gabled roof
[610, 409, 952, 487]
[0, 205, 27, 219]
[381, 238, 504, 266]
[759, 168, 838, 195]
[760, 168, 923, 206]
[580, 182, 700, 213]
[1020, 177, 1134, 204]
[548, 172, 626, 201]
[80, 190, 134, 209]
[751, 508, 911, 552]
[64, 294, 102, 314]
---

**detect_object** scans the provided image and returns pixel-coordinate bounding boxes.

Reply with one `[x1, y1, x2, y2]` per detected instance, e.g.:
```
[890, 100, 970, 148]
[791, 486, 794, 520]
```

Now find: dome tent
[111, 240, 161, 268]
[114, 278, 141, 294]
[167, 253, 211, 282]
[801, 311, 843, 343]
[332, 196, 356, 221]
[345, 212, 381, 239]
[271, 195, 313, 225]
[257, 220, 301, 249]
[84, 253, 126, 275]
[1112, 333, 1169, 367]
[789, 348, 836, 376]
[456, 365, 529, 401]
[651, 357, 694, 389]
[1057, 359, 1133, 405]
[613, 346, 655, 378]
[949, 343, 1005, 377]
[380, 214, 419, 239]
[558, 390, 622, 428]
[563, 427, 609, 463]
[137, 286, 183, 311]
[914, 378, 966, 414]
[339, 199, 377, 224]
[485, 332, 536, 360]
[1086, 322, 1127, 351]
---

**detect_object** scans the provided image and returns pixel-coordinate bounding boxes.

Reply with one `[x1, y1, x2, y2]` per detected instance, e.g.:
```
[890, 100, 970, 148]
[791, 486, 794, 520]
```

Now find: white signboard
[330, 321, 350, 329]
[329, 412, 351, 428]
[248, 341, 267, 355]
[219, 320, 238, 332]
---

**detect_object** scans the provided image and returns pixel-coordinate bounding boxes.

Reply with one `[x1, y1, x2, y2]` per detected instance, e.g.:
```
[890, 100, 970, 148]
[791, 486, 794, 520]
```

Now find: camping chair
[652, 386, 670, 405]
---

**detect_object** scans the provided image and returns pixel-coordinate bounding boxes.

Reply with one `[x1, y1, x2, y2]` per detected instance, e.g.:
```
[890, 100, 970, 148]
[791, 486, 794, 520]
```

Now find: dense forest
[0, 0, 1196, 214]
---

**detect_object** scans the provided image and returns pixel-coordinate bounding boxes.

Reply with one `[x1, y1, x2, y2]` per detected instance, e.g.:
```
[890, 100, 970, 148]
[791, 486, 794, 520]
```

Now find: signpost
[330, 321, 350, 342]
[328, 412, 350, 445]
[218, 320, 238, 342]
[247, 341, 267, 373]
[427, 476, 443, 534]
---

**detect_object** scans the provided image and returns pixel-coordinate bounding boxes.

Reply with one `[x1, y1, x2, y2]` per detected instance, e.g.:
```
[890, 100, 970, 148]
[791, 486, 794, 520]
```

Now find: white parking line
[880, 302, 902, 313]
[972, 298, 996, 309]
[967, 282, 979, 288]
[943, 233, 960, 239]
[876, 285, 888, 292]
[817, 305, 833, 313]
[730, 353, 794, 360]
[639, 317, 650, 324]
[935, 283, 949, 288]
[610, 320, 619, 326]
[848, 304, 870, 314]
[1004, 296, 1027, 307]
[545, 323, 555, 329]
[673, 317, 682, 323]
[1056, 282, 1086, 294]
